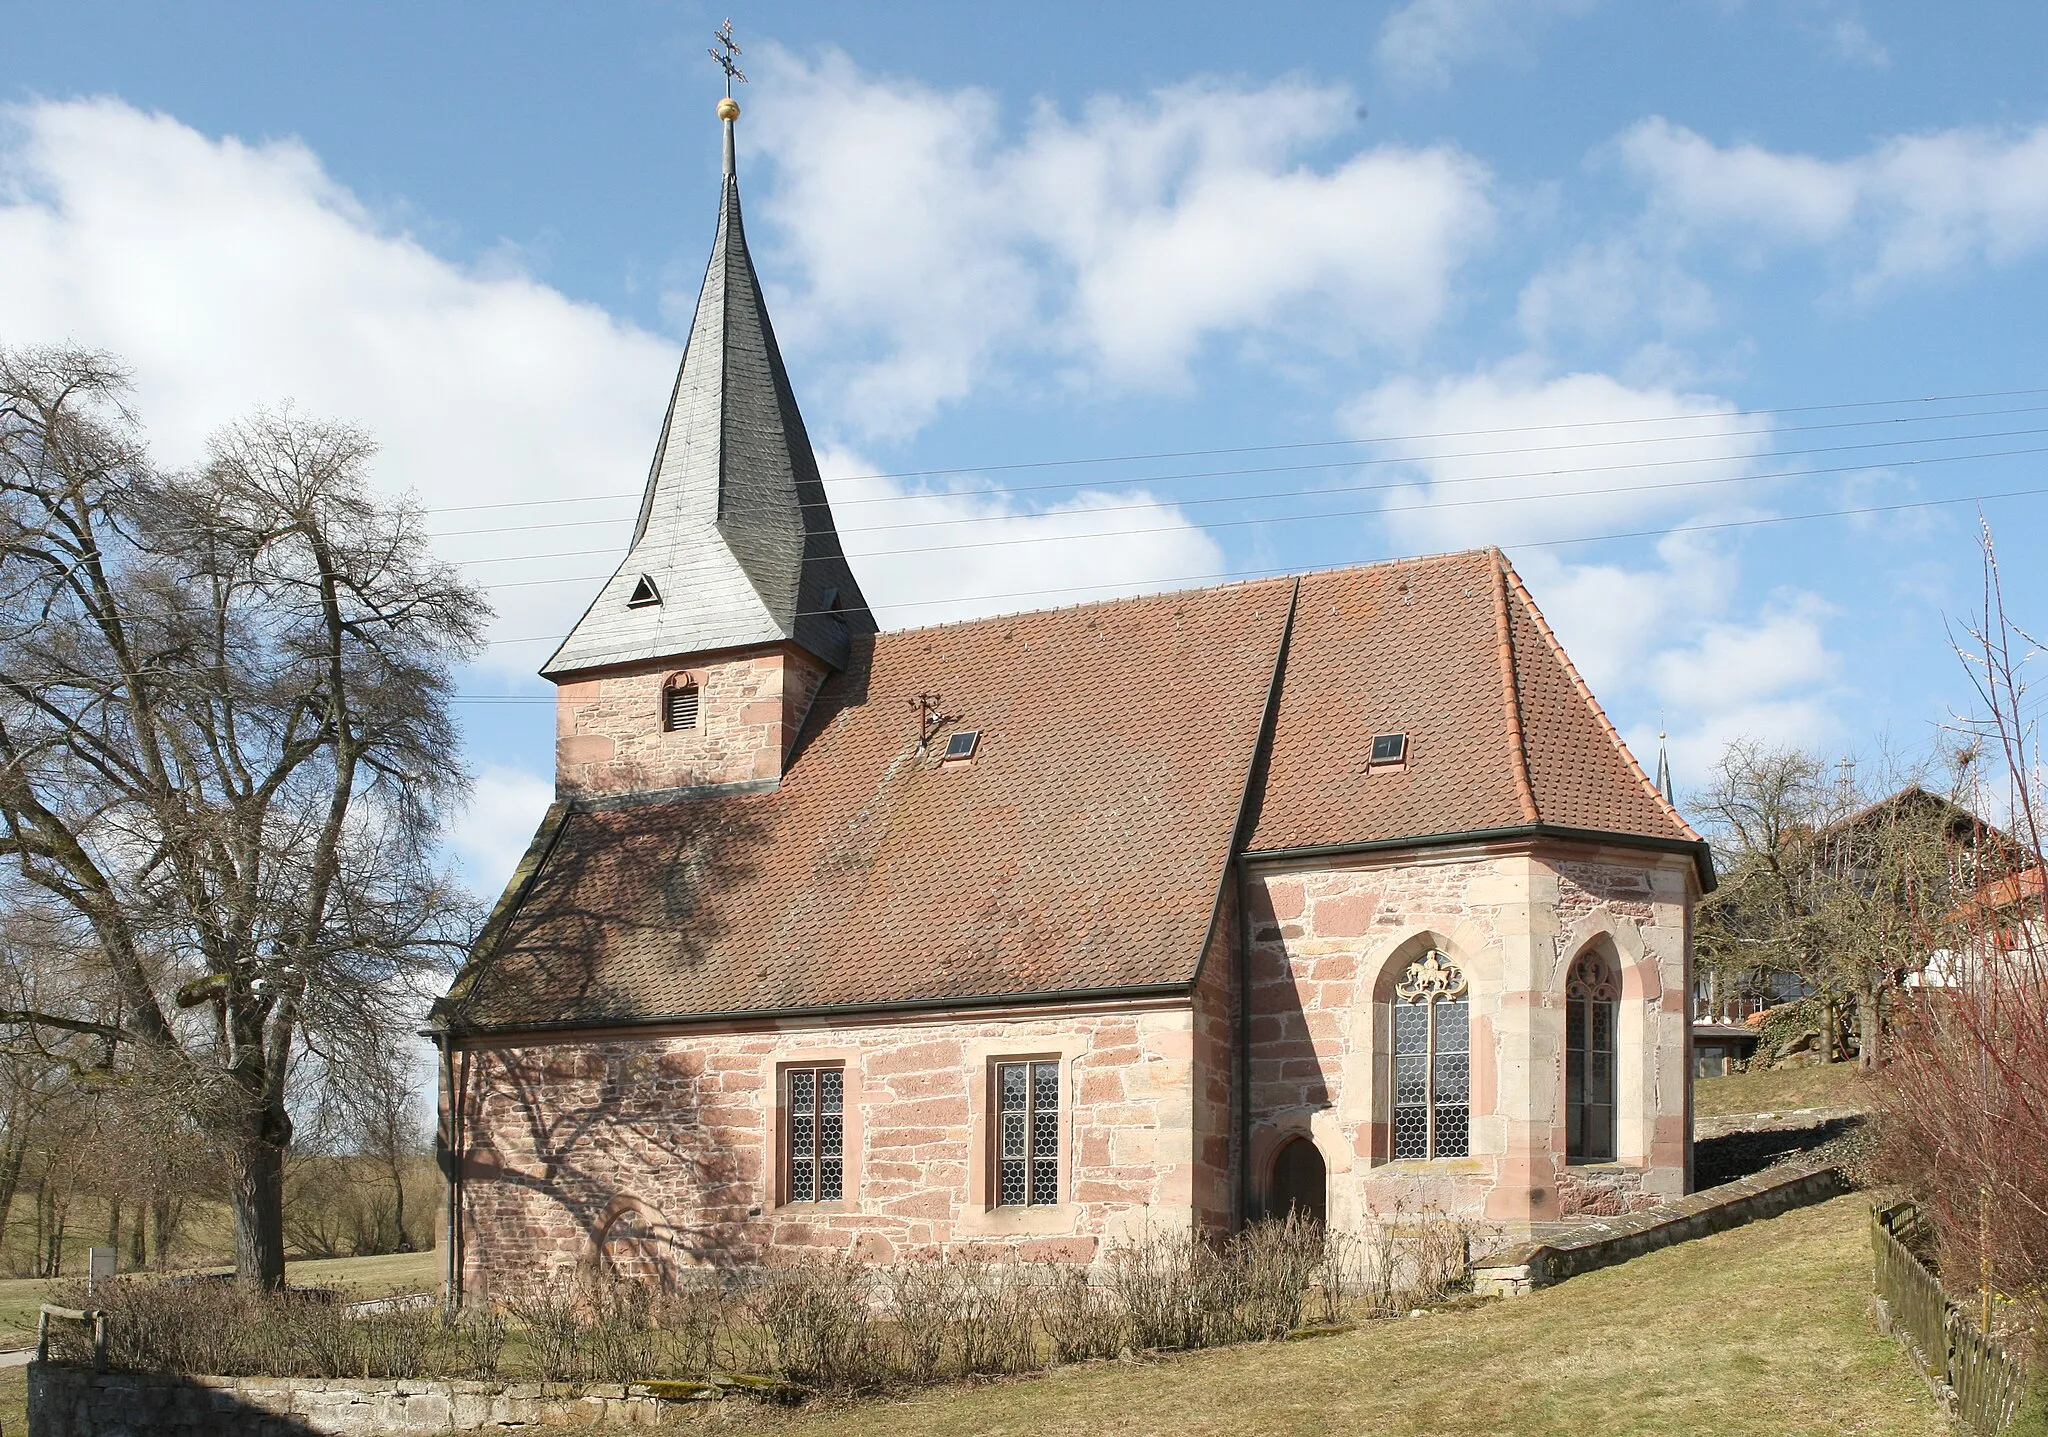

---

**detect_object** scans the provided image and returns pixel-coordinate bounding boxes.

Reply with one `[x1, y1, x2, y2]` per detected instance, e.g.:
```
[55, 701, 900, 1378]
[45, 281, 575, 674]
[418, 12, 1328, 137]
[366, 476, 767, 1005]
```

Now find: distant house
[429, 105, 1714, 1298]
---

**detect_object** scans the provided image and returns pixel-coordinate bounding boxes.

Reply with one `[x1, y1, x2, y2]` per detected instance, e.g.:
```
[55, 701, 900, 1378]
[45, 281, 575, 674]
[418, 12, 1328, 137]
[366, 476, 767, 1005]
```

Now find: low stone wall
[28, 1362, 785, 1434]
[1472, 1155, 1849, 1296]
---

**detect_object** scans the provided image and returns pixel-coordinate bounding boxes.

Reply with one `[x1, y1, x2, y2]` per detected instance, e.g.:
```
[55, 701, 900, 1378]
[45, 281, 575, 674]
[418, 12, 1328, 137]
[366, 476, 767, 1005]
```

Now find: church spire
[1655, 728, 1676, 807]
[544, 76, 872, 681]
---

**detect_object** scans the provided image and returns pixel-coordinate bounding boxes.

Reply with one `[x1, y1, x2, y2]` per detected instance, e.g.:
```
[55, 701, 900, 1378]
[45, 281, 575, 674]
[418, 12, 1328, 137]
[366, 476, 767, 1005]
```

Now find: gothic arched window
[1392, 951, 1470, 1160]
[1566, 951, 1619, 1163]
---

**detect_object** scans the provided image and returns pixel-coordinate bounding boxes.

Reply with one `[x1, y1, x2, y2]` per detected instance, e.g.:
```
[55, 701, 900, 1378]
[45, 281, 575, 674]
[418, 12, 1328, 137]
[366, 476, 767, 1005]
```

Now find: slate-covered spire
[1656, 729, 1676, 807]
[543, 97, 873, 679]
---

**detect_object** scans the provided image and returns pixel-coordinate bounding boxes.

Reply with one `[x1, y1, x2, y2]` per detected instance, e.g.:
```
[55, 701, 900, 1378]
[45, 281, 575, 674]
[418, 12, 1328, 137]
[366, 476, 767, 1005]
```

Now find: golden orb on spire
[717, 96, 741, 121]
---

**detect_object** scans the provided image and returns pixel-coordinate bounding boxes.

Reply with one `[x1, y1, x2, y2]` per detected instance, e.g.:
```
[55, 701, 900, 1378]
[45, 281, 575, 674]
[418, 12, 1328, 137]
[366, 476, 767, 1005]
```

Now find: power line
[471, 473, 2048, 646]
[421, 383, 2048, 517]
[431, 419, 2048, 555]
[452, 438, 2048, 577]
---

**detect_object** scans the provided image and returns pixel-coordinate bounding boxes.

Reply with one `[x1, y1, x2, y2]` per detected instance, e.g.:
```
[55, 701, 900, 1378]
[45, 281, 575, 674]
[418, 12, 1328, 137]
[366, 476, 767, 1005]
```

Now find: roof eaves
[1242, 821, 1717, 892]
[435, 979, 1200, 1042]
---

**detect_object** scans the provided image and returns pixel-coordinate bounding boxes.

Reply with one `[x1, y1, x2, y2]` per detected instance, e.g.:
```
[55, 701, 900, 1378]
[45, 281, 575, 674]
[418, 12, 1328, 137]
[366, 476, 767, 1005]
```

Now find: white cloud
[820, 451, 1225, 628]
[0, 97, 672, 672]
[1342, 361, 1847, 783]
[1374, 0, 1601, 88]
[447, 765, 556, 896]
[1819, 16, 1890, 69]
[1620, 116, 2048, 288]
[0, 96, 1242, 677]
[1343, 360, 1777, 550]
[748, 50, 1493, 436]
[1651, 597, 1838, 710]
[1517, 236, 1717, 349]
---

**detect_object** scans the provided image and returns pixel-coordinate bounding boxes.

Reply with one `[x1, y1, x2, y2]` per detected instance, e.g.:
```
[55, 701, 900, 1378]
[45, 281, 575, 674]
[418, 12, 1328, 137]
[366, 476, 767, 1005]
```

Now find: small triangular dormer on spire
[542, 91, 873, 681]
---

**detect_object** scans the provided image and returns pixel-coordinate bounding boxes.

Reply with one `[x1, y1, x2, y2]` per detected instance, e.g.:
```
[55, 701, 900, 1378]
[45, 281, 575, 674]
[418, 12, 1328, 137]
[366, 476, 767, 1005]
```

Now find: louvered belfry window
[662, 675, 700, 733]
[995, 1059, 1060, 1207]
[1392, 951, 1471, 1161]
[786, 1067, 844, 1203]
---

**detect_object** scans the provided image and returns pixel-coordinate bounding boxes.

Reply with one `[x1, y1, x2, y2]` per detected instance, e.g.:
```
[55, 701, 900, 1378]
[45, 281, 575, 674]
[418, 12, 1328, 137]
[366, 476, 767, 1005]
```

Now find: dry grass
[1695, 1061, 1876, 1117]
[0, 1362, 20, 1437]
[766, 1196, 1940, 1437]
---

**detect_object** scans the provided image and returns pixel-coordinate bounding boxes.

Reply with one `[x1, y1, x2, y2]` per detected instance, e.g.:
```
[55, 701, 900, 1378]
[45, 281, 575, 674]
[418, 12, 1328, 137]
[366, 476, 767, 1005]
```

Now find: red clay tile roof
[1245, 551, 1696, 852]
[440, 578, 1296, 1031]
[438, 549, 1702, 1033]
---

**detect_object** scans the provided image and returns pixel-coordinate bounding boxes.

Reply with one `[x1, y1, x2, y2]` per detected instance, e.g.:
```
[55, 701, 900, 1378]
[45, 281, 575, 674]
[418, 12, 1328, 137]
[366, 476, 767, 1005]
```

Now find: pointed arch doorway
[1268, 1136, 1328, 1225]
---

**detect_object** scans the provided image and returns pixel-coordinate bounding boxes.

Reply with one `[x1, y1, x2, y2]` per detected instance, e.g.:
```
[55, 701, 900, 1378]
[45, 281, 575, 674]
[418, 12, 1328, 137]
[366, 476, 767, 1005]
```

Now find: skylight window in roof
[1370, 732, 1408, 766]
[627, 574, 662, 609]
[942, 730, 979, 762]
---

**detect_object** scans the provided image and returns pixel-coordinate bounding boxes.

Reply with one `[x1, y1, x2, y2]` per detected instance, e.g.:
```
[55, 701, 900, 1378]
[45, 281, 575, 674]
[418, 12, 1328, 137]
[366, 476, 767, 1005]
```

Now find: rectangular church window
[786, 1066, 843, 1203]
[995, 1059, 1060, 1207]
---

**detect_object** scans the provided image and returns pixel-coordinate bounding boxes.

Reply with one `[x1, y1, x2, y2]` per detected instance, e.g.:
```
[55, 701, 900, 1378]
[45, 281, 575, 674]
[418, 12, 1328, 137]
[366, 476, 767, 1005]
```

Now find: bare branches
[0, 343, 489, 1287]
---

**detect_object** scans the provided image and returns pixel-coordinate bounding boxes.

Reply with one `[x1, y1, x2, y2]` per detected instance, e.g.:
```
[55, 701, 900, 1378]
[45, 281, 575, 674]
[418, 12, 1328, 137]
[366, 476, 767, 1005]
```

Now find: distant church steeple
[543, 82, 873, 680]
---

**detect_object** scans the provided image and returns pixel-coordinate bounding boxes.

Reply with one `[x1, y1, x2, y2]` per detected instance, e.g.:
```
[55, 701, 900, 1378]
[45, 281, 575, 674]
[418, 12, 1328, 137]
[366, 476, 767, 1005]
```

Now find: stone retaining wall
[1471, 1155, 1849, 1296]
[26, 1363, 761, 1434]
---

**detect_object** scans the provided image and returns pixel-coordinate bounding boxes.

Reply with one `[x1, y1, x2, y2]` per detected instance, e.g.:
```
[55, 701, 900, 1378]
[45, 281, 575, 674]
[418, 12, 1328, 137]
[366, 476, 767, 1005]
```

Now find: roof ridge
[871, 547, 1500, 642]
[1489, 549, 1541, 825]
[1498, 553, 1703, 843]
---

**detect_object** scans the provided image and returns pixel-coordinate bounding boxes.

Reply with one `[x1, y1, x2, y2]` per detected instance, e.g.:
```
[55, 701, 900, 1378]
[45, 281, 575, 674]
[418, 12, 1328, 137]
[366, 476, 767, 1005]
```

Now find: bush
[52, 1215, 1477, 1395]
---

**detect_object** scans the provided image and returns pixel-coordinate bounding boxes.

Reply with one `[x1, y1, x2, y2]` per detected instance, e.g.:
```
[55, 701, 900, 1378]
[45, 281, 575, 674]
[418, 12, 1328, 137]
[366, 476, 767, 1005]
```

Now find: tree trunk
[128, 1206, 146, 1267]
[390, 1151, 409, 1252]
[150, 1194, 178, 1269]
[1859, 980, 1882, 1071]
[231, 1130, 289, 1291]
[0, 1126, 30, 1240]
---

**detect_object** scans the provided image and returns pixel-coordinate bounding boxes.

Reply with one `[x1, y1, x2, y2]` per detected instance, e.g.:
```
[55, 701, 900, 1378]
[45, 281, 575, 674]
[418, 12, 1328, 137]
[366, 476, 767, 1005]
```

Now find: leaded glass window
[786, 1067, 843, 1203]
[1392, 951, 1470, 1161]
[996, 1059, 1060, 1207]
[1566, 952, 1619, 1163]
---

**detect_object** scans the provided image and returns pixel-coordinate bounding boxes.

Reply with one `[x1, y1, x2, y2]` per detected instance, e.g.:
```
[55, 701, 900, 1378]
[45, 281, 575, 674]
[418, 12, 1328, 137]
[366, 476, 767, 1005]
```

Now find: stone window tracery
[1566, 951, 1619, 1163]
[994, 1059, 1060, 1207]
[785, 1066, 843, 1203]
[1392, 951, 1470, 1161]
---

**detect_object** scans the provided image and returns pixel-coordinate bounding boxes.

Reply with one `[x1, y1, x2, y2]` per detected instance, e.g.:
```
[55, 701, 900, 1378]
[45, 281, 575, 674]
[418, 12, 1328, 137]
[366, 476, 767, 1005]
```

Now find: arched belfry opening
[1268, 1136, 1327, 1225]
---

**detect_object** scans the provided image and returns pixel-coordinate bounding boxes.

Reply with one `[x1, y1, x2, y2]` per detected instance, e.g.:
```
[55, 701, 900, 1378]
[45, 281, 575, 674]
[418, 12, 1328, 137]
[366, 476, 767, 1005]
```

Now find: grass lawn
[773, 1195, 1938, 1437]
[1695, 1062, 1876, 1117]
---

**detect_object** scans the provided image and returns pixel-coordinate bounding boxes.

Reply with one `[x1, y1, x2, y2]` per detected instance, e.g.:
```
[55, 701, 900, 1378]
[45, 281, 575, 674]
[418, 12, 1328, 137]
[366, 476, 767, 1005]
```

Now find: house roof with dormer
[436, 550, 1708, 1036]
[542, 115, 871, 679]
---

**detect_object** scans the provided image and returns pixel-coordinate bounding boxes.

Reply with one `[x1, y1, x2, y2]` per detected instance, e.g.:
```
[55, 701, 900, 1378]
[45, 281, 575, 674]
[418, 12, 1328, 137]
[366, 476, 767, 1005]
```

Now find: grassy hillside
[1695, 1062, 1876, 1117]
[776, 1196, 1937, 1437]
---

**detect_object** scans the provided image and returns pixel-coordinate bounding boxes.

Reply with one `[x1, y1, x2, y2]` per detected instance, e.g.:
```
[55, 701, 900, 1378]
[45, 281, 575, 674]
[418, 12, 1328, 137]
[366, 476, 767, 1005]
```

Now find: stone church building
[430, 103, 1712, 1297]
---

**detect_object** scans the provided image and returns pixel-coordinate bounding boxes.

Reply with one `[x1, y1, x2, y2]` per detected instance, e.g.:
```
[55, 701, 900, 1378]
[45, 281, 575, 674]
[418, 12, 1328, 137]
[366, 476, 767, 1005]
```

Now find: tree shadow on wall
[449, 799, 778, 1288]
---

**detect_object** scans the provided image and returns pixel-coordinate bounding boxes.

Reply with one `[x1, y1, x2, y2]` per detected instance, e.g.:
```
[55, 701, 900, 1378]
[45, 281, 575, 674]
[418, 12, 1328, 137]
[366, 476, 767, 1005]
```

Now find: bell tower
[544, 77, 874, 798]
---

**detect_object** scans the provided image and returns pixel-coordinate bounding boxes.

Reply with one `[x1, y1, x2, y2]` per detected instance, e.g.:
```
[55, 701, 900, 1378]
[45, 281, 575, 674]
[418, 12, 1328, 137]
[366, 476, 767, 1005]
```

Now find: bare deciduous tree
[0, 344, 483, 1287]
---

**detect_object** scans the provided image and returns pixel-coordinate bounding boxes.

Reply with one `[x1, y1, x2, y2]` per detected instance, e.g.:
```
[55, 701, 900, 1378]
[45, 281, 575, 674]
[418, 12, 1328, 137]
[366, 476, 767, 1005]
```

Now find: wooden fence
[1870, 1202, 2030, 1434]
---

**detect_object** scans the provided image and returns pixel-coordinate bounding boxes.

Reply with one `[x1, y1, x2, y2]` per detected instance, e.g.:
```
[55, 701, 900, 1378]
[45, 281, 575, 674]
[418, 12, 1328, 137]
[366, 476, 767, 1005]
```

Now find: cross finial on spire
[710, 19, 747, 98]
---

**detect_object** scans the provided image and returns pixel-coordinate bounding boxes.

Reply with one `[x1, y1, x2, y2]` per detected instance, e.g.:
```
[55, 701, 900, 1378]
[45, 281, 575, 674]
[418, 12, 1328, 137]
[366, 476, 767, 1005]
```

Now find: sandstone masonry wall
[1242, 842, 1694, 1230]
[554, 645, 828, 797]
[454, 1001, 1201, 1296]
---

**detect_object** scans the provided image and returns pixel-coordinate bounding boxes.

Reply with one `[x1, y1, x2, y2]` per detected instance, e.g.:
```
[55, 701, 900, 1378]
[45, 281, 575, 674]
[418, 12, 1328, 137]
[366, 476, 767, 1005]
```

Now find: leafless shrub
[502, 1281, 586, 1383]
[450, 1308, 508, 1380]
[884, 1252, 963, 1382]
[1220, 1212, 1324, 1339]
[1036, 1263, 1123, 1363]
[745, 1255, 875, 1388]
[953, 1250, 1038, 1375]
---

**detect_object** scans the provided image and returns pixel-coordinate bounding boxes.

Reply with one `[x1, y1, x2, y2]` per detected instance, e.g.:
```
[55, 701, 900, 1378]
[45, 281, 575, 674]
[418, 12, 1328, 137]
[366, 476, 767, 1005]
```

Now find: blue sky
[7, 1, 2048, 894]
